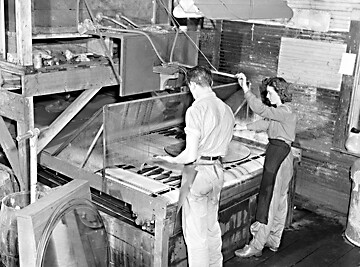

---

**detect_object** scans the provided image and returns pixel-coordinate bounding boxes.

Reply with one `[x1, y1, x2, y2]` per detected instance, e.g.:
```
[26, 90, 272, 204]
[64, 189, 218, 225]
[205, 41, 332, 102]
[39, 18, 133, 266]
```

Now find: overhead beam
[37, 87, 102, 153]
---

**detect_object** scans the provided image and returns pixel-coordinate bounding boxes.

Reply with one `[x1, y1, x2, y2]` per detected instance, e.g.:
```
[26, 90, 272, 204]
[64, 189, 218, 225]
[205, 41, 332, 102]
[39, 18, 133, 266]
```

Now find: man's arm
[154, 132, 199, 164]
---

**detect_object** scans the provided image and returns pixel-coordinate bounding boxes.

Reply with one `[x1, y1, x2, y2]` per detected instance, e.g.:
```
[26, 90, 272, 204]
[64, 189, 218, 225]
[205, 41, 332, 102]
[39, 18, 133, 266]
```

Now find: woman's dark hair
[186, 66, 213, 87]
[260, 77, 292, 106]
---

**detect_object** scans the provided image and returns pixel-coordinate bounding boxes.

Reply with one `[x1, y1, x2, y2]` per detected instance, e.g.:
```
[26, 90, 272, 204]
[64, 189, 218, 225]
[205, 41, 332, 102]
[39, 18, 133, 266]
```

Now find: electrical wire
[78, 0, 168, 64]
[78, 0, 219, 78]
[156, 0, 218, 71]
[169, 28, 179, 63]
[79, 0, 122, 84]
[117, 14, 139, 29]
[97, 13, 128, 29]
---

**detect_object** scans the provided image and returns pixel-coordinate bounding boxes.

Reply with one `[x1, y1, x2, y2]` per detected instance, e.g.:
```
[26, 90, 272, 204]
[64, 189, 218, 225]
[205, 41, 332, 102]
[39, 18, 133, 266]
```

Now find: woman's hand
[235, 73, 250, 93]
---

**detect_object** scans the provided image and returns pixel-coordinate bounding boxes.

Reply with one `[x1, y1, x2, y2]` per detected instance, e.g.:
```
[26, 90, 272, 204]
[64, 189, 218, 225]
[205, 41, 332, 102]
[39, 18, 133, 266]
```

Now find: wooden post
[17, 95, 34, 192]
[333, 20, 360, 149]
[15, 0, 32, 65]
[0, 0, 5, 58]
[29, 128, 39, 203]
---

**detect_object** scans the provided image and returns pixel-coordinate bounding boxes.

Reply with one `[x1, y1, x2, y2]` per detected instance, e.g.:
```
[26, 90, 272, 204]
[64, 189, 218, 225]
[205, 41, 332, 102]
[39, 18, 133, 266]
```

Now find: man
[155, 66, 235, 266]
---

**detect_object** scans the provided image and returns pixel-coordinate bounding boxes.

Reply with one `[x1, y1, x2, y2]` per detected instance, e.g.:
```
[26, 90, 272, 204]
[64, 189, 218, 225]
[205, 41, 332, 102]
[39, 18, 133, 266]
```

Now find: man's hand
[153, 155, 176, 164]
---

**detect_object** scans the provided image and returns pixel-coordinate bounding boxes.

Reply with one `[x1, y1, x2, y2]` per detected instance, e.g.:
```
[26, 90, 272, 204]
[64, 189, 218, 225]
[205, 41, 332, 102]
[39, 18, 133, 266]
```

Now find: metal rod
[234, 99, 247, 117]
[81, 124, 104, 168]
[211, 70, 237, 79]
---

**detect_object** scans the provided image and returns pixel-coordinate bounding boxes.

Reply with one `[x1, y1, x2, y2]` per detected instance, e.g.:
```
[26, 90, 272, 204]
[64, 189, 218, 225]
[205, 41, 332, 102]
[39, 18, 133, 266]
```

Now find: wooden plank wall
[278, 38, 346, 90]
[198, 0, 360, 216]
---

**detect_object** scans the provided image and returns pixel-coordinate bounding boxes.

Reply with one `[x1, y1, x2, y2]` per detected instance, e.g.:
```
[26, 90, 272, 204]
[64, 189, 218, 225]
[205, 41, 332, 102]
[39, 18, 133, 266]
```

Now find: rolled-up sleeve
[245, 91, 288, 122]
[247, 119, 270, 132]
[184, 107, 201, 139]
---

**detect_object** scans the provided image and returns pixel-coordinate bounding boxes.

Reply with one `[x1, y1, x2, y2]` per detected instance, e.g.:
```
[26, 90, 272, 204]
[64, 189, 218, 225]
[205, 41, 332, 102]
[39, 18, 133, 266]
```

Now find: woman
[234, 73, 297, 257]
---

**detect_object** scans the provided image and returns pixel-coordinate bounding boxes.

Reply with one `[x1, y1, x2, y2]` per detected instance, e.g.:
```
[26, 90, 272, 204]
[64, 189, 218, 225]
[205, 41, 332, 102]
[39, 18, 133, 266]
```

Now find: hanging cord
[169, 28, 179, 63]
[79, 0, 167, 65]
[79, 0, 218, 74]
[96, 13, 128, 29]
[116, 13, 140, 29]
[78, 0, 121, 84]
[156, 0, 218, 71]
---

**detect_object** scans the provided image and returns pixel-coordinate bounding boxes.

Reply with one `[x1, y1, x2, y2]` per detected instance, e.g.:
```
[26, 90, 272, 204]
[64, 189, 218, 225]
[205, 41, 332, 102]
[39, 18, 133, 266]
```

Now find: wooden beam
[17, 95, 34, 191]
[0, 90, 25, 121]
[37, 87, 102, 153]
[0, 116, 25, 190]
[0, 0, 5, 58]
[15, 0, 32, 65]
[333, 20, 360, 149]
[24, 65, 118, 96]
[0, 59, 26, 75]
[39, 152, 103, 190]
[51, 107, 103, 156]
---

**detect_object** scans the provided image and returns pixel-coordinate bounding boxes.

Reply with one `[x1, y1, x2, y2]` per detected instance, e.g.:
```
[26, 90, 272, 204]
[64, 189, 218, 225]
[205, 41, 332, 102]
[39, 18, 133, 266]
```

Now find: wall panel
[278, 37, 346, 90]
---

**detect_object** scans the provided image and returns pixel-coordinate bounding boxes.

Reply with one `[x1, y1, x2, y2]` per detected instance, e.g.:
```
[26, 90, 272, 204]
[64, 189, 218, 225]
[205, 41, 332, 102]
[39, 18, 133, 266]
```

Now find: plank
[16, 95, 34, 191]
[295, 235, 353, 266]
[0, 90, 25, 121]
[224, 209, 346, 267]
[37, 87, 102, 153]
[0, 59, 25, 75]
[0, 0, 5, 58]
[15, 0, 32, 65]
[0, 116, 24, 190]
[51, 107, 103, 156]
[330, 246, 360, 267]
[24, 64, 118, 96]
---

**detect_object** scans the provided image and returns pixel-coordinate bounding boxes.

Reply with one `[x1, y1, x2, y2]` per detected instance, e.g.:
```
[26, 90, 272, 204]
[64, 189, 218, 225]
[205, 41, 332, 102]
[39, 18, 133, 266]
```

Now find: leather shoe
[235, 244, 262, 258]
